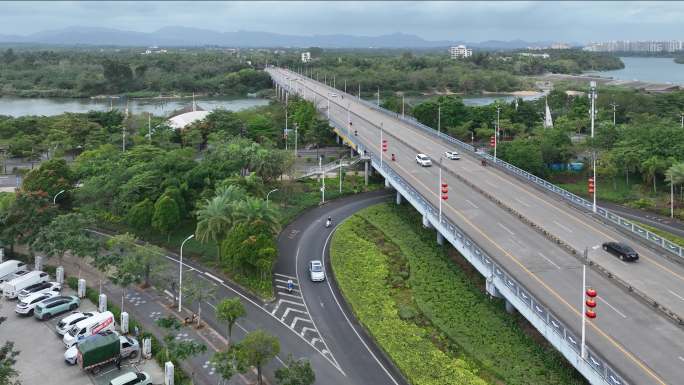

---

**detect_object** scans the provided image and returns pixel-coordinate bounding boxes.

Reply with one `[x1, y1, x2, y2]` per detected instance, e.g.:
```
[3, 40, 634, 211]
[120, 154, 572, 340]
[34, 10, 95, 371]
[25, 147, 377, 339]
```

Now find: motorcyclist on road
[287, 279, 294, 293]
[326, 216, 332, 228]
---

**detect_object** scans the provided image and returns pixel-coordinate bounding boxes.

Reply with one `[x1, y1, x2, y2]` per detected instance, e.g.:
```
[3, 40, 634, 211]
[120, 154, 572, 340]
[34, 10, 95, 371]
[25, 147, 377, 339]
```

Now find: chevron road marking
[290, 316, 314, 329]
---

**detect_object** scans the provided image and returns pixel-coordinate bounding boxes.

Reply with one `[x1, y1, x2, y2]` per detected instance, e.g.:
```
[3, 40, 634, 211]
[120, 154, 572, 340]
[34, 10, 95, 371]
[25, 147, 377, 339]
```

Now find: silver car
[309, 260, 325, 282]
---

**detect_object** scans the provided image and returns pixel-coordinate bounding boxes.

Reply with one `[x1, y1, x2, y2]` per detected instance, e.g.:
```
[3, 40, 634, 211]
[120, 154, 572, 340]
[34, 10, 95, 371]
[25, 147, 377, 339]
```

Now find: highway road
[269, 68, 684, 385]
[276, 190, 407, 385]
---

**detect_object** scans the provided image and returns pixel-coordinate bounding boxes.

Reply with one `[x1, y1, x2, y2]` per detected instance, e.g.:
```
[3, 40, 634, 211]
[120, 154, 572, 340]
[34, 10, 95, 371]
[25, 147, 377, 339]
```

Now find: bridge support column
[364, 161, 369, 186]
[336, 135, 340, 144]
[422, 214, 433, 229]
[505, 299, 516, 314]
[486, 278, 503, 298]
[437, 232, 444, 246]
[396, 191, 402, 205]
[384, 178, 390, 189]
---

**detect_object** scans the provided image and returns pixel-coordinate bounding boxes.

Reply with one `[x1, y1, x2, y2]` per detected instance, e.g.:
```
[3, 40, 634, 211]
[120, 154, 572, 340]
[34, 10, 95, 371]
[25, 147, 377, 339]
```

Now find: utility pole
[377, 86, 380, 106]
[358, 84, 361, 100]
[148, 113, 152, 143]
[590, 81, 598, 213]
[439, 157, 443, 223]
[438, 104, 441, 136]
[344, 79, 347, 94]
[610, 102, 618, 126]
[496, 104, 502, 142]
[320, 155, 325, 204]
[680, 113, 683, 129]
[339, 158, 343, 193]
[285, 92, 289, 151]
[380, 122, 384, 169]
[402, 95, 405, 118]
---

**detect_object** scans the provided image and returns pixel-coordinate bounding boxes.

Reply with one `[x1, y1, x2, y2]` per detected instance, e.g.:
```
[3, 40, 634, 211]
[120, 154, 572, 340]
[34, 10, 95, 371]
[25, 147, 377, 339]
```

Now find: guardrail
[288, 69, 683, 262]
[270, 71, 630, 385]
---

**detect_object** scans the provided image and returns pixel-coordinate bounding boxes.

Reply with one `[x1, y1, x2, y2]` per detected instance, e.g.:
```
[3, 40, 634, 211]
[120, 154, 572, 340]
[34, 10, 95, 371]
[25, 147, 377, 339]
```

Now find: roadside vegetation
[331, 203, 585, 385]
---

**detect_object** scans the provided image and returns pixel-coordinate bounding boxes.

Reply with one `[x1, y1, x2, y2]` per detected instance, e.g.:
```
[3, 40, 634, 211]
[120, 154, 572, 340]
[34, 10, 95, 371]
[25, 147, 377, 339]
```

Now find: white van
[63, 311, 116, 348]
[3, 271, 49, 299]
[0, 260, 28, 282]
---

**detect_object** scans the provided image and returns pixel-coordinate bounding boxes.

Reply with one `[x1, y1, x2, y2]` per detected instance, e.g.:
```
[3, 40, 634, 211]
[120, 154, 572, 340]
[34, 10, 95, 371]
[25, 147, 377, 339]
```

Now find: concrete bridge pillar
[485, 278, 503, 298]
[336, 135, 340, 145]
[505, 299, 516, 314]
[384, 178, 390, 189]
[396, 191, 402, 205]
[364, 161, 369, 186]
[437, 231, 445, 246]
[422, 214, 433, 229]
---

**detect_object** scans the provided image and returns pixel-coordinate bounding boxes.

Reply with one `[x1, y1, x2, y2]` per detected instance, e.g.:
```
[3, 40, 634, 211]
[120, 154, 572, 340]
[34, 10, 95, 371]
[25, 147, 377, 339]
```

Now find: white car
[309, 260, 325, 282]
[17, 281, 61, 301]
[109, 371, 151, 385]
[329, 92, 338, 97]
[56, 311, 99, 335]
[416, 154, 432, 167]
[15, 291, 58, 316]
[445, 151, 461, 160]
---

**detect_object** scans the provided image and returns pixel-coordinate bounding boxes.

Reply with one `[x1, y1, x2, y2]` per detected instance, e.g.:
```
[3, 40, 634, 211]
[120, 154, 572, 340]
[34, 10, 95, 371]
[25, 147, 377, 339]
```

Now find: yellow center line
[349, 124, 666, 385]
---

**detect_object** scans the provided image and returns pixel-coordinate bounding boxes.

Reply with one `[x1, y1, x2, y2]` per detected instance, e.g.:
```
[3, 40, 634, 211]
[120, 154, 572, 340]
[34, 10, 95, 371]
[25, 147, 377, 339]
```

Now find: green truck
[77, 332, 120, 372]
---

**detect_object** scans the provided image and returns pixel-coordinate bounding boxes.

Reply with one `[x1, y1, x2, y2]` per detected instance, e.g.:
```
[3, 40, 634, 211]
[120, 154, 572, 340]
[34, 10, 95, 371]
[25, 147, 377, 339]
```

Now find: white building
[519, 52, 550, 59]
[301, 52, 312, 63]
[449, 45, 472, 59]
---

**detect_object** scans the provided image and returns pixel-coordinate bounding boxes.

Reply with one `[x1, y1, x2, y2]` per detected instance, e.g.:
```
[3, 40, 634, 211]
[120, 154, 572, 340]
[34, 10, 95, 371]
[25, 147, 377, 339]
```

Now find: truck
[76, 332, 120, 373]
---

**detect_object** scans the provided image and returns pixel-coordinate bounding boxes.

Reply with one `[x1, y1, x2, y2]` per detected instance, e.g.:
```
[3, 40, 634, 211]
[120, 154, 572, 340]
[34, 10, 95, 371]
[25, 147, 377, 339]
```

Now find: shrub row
[355, 204, 585, 385]
[331, 215, 487, 385]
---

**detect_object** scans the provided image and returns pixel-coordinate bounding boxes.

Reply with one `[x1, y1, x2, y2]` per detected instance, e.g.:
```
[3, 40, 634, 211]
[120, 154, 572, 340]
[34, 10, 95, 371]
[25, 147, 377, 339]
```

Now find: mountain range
[0, 26, 574, 49]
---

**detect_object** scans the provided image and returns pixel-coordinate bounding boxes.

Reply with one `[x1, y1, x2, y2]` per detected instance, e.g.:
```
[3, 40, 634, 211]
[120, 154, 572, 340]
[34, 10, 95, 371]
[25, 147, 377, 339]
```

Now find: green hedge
[331, 216, 486, 385]
[333, 204, 585, 385]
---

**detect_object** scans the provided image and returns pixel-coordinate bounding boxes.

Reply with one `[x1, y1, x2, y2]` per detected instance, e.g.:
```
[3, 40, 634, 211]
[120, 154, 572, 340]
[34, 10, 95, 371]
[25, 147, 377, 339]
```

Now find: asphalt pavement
[276, 190, 408, 385]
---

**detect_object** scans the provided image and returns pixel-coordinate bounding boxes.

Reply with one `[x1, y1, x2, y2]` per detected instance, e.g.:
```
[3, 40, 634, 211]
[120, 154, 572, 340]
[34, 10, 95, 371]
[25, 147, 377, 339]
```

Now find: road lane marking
[274, 273, 297, 280]
[290, 316, 314, 329]
[498, 223, 515, 236]
[465, 199, 479, 209]
[515, 197, 531, 207]
[537, 252, 561, 270]
[553, 220, 573, 233]
[322, 225, 402, 385]
[598, 296, 627, 319]
[204, 272, 224, 284]
[668, 290, 684, 301]
[278, 292, 303, 300]
[678, 356, 684, 363]
[275, 278, 298, 286]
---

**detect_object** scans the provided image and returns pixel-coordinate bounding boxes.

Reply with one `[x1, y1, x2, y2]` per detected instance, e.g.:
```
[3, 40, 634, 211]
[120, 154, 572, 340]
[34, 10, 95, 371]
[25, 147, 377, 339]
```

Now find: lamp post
[437, 104, 441, 137]
[401, 95, 405, 118]
[178, 234, 194, 313]
[53, 189, 65, 205]
[438, 157, 449, 224]
[320, 155, 325, 204]
[266, 189, 278, 208]
[380, 122, 384, 169]
[581, 246, 600, 359]
[590, 81, 598, 213]
[377, 86, 380, 106]
[609, 102, 618, 126]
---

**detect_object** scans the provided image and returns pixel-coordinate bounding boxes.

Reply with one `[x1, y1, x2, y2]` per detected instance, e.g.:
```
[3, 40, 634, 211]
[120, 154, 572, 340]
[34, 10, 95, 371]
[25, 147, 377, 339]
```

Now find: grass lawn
[331, 203, 585, 385]
[632, 221, 684, 248]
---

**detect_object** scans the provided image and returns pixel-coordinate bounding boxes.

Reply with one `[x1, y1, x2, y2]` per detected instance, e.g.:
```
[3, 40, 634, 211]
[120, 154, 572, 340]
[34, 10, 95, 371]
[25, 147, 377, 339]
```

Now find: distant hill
[0, 26, 570, 49]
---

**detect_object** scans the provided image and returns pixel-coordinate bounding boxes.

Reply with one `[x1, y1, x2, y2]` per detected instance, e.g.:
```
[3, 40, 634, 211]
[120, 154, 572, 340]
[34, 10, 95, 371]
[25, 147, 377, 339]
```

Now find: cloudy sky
[1, 1, 683, 42]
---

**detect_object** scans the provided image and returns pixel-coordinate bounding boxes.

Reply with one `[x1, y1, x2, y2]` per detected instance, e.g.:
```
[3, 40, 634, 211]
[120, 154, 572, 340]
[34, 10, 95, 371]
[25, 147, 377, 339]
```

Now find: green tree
[215, 298, 246, 346]
[212, 346, 246, 384]
[0, 191, 57, 255]
[126, 199, 154, 233]
[182, 274, 217, 328]
[641, 156, 667, 193]
[152, 195, 180, 241]
[21, 158, 73, 197]
[236, 330, 280, 385]
[275, 355, 315, 385]
[498, 139, 546, 177]
[161, 334, 207, 363]
[31, 213, 100, 264]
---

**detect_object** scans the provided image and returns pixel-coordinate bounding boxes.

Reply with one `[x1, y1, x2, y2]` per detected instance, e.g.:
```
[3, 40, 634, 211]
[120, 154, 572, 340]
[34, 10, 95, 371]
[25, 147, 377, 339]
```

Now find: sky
[1, 1, 683, 43]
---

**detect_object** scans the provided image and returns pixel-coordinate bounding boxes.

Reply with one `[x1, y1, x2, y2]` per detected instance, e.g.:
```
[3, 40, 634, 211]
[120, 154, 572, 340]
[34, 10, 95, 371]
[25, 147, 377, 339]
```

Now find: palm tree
[233, 197, 281, 235]
[641, 156, 666, 193]
[665, 162, 684, 218]
[195, 195, 232, 260]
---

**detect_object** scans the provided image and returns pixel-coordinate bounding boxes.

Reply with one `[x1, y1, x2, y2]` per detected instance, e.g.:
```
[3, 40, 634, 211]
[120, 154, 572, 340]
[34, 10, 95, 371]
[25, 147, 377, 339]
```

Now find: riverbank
[537, 73, 681, 92]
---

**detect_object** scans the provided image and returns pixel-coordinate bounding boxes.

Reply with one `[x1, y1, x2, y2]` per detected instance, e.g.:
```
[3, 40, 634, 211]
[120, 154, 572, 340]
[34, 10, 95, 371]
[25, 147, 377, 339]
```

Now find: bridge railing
[305, 72, 682, 261]
[273, 71, 630, 385]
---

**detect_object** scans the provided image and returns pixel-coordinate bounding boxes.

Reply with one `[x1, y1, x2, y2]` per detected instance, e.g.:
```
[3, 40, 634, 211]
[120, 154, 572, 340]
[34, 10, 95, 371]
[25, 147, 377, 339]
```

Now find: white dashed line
[553, 220, 573, 233]
[668, 290, 684, 301]
[598, 296, 627, 319]
[537, 252, 561, 270]
[498, 223, 515, 236]
[204, 272, 224, 284]
[515, 198, 531, 207]
[465, 199, 479, 209]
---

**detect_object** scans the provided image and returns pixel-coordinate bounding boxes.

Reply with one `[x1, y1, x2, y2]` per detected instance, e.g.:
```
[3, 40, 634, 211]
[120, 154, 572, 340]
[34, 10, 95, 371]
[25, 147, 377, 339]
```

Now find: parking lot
[0, 288, 163, 385]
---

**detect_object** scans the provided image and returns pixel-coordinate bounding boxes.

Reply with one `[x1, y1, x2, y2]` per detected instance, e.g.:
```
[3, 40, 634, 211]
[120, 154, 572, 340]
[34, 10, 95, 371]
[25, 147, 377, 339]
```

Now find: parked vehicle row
[3, 270, 50, 299]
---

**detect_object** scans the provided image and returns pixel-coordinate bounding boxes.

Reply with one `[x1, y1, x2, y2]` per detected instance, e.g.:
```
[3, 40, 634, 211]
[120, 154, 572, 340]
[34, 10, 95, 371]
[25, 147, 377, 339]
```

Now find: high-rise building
[301, 52, 311, 63]
[583, 40, 684, 53]
[449, 45, 472, 59]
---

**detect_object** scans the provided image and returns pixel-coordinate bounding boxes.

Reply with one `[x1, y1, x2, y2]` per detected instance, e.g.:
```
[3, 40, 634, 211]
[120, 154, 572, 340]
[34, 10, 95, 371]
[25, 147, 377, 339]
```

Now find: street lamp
[438, 157, 449, 223]
[178, 234, 195, 313]
[581, 246, 600, 359]
[53, 189, 65, 205]
[590, 81, 598, 213]
[266, 189, 278, 208]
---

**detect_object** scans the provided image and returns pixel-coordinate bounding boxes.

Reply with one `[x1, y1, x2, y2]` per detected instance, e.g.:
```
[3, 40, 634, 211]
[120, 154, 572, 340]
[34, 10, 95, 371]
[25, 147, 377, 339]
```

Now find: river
[585, 57, 684, 85]
[0, 96, 270, 117]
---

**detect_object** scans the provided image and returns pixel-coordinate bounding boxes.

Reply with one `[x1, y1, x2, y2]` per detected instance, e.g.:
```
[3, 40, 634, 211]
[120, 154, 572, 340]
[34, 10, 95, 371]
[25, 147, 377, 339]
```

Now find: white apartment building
[301, 52, 312, 63]
[449, 45, 472, 59]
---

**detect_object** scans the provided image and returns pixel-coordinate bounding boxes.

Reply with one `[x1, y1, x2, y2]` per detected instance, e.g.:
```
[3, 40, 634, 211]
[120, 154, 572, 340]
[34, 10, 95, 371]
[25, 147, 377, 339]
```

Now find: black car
[602, 242, 639, 262]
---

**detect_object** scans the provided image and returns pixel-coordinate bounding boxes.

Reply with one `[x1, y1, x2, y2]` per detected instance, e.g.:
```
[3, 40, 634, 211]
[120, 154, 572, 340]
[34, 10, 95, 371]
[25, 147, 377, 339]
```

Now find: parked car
[444, 151, 461, 160]
[309, 260, 325, 282]
[57, 311, 100, 336]
[3, 271, 50, 299]
[17, 281, 61, 301]
[15, 291, 59, 316]
[34, 295, 80, 320]
[0, 270, 30, 286]
[416, 153, 432, 167]
[65, 332, 139, 366]
[602, 242, 639, 262]
[108, 372, 151, 385]
[64, 311, 116, 348]
[0, 260, 28, 283]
